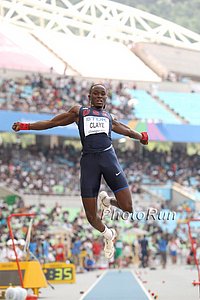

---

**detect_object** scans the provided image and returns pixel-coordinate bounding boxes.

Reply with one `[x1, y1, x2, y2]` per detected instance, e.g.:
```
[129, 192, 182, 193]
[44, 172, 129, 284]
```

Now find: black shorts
[80, 147, 128, 198]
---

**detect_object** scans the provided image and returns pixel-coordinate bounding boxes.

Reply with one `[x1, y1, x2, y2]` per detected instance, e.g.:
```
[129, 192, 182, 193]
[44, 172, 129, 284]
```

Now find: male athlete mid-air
[12, 83, 148, 259]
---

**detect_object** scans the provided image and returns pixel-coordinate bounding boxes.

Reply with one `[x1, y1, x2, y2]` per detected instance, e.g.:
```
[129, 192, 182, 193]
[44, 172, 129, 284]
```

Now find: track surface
[39, 264, 199, 300]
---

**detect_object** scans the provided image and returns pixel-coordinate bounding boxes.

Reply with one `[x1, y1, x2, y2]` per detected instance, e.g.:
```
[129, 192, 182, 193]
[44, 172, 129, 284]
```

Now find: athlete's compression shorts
[80, 147, 128, 198]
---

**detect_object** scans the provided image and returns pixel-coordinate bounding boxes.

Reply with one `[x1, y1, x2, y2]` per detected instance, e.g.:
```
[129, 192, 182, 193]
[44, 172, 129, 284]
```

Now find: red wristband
[19, 123, 30, 130]
[141, 132, 148, 141]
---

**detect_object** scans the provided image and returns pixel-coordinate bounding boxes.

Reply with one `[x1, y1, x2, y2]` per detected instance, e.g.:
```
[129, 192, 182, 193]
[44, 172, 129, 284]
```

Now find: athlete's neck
[91, 106, 103, 110]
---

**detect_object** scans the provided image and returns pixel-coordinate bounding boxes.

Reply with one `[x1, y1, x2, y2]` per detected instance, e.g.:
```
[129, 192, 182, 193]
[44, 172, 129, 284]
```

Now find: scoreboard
[42, 262, 76, 284]
[0, 261, 75, 290]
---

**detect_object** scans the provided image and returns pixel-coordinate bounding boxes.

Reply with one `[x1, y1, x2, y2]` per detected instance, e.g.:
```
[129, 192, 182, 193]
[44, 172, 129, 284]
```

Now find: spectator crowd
[0, 198, 199, 272]
[0, 75, 135, 120]
[0, 143, 199, 196]
[0, 74, 199, 272]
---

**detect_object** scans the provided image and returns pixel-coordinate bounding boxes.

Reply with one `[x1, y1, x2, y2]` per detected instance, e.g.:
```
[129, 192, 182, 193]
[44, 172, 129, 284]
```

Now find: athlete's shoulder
[79, 106, 91, 116]
[69, 105, 81, 115]
[100, 109, 111, 118]
[109, 112, 117, 121]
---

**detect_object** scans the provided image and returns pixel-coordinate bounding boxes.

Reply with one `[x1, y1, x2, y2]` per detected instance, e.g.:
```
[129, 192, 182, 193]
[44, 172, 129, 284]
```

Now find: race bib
[84, 116, 109, 136]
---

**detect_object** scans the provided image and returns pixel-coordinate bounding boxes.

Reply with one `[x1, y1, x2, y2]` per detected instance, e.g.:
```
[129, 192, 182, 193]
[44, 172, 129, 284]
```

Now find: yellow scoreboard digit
[42, 263, 76, 284]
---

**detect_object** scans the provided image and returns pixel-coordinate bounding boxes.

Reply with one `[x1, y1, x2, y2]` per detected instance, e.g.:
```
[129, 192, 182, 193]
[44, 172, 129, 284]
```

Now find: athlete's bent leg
[82, 197, 105, 232]
[98, 188, 133, 213]
[114, 187, 133, 213]
[82, 197, 116, 259]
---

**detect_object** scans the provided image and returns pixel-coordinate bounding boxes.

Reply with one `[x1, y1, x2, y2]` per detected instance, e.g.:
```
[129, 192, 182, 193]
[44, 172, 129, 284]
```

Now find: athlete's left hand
[140, 132, 148, 145]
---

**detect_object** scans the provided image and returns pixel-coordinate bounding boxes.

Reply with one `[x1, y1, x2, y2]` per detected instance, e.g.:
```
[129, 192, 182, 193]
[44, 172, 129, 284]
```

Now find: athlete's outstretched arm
[112, 117, 148, 144]
[12, 105, 80, 132]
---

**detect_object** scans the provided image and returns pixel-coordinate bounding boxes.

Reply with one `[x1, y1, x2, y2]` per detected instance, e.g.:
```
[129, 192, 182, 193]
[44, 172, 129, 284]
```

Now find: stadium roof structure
[0, 23, 71, 74]
[33, 30, 161, 81]
[0, 20, 161, 81]
[1, 0, 200, 51]
[133, 42, 200, 81]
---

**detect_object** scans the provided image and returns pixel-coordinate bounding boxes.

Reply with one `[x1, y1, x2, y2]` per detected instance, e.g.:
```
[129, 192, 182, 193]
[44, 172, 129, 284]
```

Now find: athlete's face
[89, 85, 107, 109]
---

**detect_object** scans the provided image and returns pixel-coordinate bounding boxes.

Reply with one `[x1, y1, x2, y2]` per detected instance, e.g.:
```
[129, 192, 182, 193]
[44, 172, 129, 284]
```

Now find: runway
[80, 270, 150, 300]
[39, 264, 199, 300]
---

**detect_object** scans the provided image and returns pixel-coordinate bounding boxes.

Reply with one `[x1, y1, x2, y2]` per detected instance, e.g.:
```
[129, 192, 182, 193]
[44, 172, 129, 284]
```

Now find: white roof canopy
[0, 23, 77, 75]
[34, 30, 161, 81]
[1, 0, 200, 50]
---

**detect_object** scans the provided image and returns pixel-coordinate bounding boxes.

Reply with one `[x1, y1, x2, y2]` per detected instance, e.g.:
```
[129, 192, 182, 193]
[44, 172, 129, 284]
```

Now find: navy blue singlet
[77, 107, 112, 153]
[77, 106, 129, 198]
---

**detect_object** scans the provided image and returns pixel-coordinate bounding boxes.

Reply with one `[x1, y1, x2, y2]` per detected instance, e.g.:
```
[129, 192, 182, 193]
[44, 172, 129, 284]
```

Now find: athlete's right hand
[12, 122, 21, 132]
[140, 132, 148, 145]
[12, 122, 30, 131]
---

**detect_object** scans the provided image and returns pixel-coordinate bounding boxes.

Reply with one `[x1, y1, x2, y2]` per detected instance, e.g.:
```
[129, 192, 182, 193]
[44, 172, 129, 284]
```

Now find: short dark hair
[89, 83, 107, 94]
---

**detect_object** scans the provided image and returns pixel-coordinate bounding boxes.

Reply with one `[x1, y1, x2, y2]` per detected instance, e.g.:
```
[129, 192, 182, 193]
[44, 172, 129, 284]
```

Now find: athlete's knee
[120, 203, 133, 213]
[114, 188, 133, 213]
[127, 205, 133, 213]
[119, 197, 133, 213]
[115, 194, 133, 213]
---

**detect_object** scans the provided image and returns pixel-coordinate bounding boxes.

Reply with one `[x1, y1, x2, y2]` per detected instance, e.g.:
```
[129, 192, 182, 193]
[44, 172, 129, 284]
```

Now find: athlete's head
[88, 83, 107, 109]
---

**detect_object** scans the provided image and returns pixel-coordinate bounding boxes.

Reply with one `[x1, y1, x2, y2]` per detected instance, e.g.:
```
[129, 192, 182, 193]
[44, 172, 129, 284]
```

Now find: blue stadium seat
[128, 89, 181, 124]
[158, 91, 200, 124]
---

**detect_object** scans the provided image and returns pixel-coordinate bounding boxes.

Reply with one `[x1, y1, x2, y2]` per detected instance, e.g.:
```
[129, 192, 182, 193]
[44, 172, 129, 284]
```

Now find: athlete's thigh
[80, 153, 101, 198]
[100, 148, 128, 193]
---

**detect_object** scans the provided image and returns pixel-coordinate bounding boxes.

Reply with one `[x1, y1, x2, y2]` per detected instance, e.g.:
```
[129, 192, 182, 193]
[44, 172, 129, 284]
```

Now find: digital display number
[44, 267, 73, 282]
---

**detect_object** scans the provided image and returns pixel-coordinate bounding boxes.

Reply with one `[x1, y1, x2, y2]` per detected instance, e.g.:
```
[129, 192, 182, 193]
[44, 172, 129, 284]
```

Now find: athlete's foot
[104, 228, 116, 259]
[98, 191, 111, 211]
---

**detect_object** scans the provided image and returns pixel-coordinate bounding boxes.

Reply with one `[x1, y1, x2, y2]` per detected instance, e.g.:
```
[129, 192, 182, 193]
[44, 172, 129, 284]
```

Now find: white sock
[102, 225, 113, 240]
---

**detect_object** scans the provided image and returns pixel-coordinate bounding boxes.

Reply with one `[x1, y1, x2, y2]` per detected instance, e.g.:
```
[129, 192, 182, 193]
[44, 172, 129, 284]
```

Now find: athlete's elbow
[42, 121, 54, 129]
[49, 120, 63, 128]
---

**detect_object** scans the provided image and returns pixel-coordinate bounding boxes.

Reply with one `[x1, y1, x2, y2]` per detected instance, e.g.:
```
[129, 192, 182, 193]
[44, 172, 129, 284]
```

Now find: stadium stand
[0, 23, 76, 75]
[133, 42, 200, 81]
[127, 89, 181, 124]
[0, 0, 200, 274]
[0, 76, 135, 119]
[32, 30, 161, 81]
[0, 30, 50, 73]
[158, 91, 200, 125]
[0, 18, 167, 83]
[0, 143, 199, 197]
[1, 75, 200, 144]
